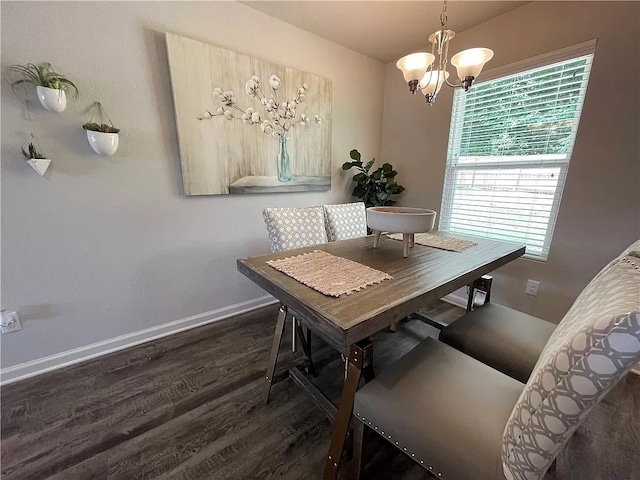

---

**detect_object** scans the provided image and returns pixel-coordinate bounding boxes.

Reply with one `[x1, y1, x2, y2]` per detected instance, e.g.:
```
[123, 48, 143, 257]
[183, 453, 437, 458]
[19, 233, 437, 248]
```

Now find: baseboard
[442, 292, 468, 309]
[0, 295, 278, 386]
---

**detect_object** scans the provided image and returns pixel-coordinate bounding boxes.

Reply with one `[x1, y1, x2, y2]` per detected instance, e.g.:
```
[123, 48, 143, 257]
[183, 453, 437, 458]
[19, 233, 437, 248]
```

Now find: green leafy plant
[21, 142, 47, 160]
[342, 149, 405, 207]
[83, 122, 120, 134]
[8, 63, 79, 98]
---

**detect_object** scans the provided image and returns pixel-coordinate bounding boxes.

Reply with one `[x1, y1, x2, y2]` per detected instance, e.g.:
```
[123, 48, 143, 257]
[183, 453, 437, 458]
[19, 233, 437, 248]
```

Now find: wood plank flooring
[1, 303, 457, 480]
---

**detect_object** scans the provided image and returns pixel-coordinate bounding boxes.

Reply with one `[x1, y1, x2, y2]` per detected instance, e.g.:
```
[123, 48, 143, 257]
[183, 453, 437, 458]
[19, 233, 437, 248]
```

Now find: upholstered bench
[439, 303, 556, 383]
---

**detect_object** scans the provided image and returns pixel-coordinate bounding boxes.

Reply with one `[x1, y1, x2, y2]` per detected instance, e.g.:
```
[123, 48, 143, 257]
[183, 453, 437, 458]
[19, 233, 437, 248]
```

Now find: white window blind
[440, 49, 594, 260]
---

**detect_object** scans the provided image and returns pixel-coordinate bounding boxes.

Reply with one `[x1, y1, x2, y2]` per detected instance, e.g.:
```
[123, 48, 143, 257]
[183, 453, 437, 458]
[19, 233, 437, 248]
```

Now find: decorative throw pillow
[502, 250, 640, 480]
[323, 202, 368, 242]
[262, 206, 328, 253]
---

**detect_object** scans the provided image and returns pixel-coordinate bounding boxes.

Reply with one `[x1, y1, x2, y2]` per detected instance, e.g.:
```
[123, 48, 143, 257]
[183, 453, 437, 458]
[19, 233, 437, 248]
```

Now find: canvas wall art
[165, 32, 332, 196]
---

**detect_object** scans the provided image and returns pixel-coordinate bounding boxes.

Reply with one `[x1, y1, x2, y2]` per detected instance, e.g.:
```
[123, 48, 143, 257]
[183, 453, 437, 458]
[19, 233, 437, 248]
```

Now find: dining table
[237, 233, 525, 480]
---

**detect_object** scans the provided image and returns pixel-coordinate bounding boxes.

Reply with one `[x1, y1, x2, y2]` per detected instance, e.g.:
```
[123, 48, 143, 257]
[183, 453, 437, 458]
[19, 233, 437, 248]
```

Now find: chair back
[502, 243, 640, 480]
[262, 206, 328, 253]
[322, 202, 367, 242]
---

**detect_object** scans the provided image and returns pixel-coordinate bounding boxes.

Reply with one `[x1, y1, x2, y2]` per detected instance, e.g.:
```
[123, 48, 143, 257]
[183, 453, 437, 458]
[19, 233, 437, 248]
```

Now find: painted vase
[277, 136, 291, 182]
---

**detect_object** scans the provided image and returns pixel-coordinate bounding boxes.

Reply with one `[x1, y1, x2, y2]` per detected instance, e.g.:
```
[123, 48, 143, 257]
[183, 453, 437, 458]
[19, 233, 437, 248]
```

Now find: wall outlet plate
[0, 311, 22, 334]
[525, 280, 540, 297]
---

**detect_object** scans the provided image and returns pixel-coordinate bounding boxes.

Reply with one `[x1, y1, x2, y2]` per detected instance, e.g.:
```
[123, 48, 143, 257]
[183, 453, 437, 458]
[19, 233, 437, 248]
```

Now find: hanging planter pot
[86, 130, 119, 156]
[21, 141, 52, 176]
[36, 86, 67, 112]
[8, 63, 79, 113]
[27, 158, 52, 176]
[83, 102, 120, 156]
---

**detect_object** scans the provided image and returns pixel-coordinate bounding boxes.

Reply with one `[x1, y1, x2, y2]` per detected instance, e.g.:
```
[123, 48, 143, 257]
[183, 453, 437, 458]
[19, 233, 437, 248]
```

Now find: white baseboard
[442, 292, 468, 309]
[0, 295, 278, 386]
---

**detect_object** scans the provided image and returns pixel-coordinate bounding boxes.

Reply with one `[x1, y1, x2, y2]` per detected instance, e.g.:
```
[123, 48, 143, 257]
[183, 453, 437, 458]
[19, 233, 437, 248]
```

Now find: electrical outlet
[525, 280, 540, 297]
[0, 311, 22, 334]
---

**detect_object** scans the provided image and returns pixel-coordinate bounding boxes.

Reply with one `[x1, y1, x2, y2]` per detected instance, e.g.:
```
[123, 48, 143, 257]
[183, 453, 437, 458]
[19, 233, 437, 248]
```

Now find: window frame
[439, 40, 597, 261]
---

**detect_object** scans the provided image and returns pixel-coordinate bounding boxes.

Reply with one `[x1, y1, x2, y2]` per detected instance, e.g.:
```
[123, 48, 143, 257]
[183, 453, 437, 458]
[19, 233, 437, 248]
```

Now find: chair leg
[352, 418, 366, 480]
[362, 361, 375, 384]
[262, 305, 287, 405]
[467, 275, 493, 312]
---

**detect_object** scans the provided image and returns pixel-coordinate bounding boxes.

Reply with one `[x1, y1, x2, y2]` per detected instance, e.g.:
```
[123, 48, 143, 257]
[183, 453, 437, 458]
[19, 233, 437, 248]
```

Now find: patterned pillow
[502, 251, 640, 480]
[262, 206, 328, 253]
[323, 202, 367, 242]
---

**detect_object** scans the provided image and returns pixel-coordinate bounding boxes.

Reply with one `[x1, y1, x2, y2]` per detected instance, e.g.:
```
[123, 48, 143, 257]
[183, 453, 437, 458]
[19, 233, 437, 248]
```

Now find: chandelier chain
[440, 0, 448, 27]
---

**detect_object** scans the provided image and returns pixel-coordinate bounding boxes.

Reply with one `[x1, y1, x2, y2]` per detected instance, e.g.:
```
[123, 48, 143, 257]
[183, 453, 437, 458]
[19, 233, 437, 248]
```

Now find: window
[440, 43, 595, 260]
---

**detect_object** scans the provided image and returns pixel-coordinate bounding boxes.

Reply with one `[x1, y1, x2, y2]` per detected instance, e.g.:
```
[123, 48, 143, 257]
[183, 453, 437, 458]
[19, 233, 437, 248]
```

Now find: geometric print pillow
[262, 206, 328, 253]
[502, 251, 640, 480]
[323, 202, 367, 242]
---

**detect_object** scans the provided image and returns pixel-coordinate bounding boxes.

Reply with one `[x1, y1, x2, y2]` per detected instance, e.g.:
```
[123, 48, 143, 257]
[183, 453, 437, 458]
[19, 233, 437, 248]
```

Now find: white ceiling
[242, 1, 527, 63]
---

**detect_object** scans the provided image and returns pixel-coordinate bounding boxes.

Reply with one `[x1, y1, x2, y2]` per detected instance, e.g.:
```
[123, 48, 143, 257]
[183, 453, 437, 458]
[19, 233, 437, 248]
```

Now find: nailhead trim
[354, 414, 445, 479]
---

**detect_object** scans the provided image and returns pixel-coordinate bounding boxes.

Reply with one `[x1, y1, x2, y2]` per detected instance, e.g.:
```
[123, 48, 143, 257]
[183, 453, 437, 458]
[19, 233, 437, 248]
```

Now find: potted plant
[342, 149, 405, 207]
[83, 102, 120, 156]
[8, 63, 79, 113]
[21, 142, 51, 176]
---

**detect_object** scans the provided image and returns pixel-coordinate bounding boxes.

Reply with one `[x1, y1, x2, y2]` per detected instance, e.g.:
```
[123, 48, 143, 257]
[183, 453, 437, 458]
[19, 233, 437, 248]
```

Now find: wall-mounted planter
[27, 158, 52, 176]
[86, 130, 119, 156]
[36, 86, 67, 112]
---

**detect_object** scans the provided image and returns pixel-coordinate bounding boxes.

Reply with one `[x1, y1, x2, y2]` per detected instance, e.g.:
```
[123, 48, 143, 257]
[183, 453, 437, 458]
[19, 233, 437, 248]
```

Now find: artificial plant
[83, 123, 120, 134]
[8, 63, 79, 98]
[342, 149, 405, 207]
[21, 142, 47, 160]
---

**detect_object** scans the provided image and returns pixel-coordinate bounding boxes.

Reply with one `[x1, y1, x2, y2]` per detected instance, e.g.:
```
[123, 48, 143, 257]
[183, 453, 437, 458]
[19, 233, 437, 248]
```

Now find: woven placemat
[266, 250, 392, 297]
[387, 233, 477, 252]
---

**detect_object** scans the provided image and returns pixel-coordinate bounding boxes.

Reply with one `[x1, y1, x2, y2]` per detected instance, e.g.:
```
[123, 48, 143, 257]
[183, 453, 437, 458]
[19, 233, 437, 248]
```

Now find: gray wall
[381, 1, 640, 322]
[1, 1, 384, 368]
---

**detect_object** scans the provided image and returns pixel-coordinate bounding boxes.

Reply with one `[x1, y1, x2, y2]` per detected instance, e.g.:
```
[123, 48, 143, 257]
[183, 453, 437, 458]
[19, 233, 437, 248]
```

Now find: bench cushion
[440, 303, 556, 383]
[354, 338, 524, 480]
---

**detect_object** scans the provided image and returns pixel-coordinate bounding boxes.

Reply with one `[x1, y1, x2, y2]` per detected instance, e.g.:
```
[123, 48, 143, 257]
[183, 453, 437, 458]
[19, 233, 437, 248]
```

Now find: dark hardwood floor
[1, 302, 461, 480]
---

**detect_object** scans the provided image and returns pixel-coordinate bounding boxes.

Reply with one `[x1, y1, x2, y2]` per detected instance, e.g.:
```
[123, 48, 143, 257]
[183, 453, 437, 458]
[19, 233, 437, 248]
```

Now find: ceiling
[242, 1, 527, 63]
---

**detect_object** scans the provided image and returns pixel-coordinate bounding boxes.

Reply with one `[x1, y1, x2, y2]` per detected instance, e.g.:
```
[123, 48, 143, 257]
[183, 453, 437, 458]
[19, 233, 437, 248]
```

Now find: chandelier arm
[444, 77, 462, 89]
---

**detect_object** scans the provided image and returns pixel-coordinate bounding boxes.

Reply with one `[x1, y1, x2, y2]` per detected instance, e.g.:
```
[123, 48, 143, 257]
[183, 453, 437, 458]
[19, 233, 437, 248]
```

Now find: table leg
[262, 305, 287, 405]
[352, 419, 366, 480]
[295, 321, 316, 376]
[402, 234, 410, 258]
[373, 231, 382, 248]
[410, 233, 415, 249]
[292, 318, 297, 353]
[323, 340, 373, 480]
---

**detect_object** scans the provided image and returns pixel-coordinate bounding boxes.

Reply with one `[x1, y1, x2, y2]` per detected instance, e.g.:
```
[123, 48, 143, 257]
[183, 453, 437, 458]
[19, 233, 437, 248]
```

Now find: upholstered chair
[440, 239, 640, 384]
[263, 206, 328, 253]
[322, 202, 368, 242]
[439, 303, 556, 383]
[261, 206, 327, 390]
[351, 245, 640, 480]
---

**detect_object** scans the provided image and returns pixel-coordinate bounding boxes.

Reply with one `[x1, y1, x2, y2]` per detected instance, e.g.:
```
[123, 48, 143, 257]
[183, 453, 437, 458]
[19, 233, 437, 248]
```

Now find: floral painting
[165, 32, 332, 196]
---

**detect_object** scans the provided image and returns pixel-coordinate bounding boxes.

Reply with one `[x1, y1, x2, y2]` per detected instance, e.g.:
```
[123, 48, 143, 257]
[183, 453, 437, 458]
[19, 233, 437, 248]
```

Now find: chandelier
[396, 0, 494, 106]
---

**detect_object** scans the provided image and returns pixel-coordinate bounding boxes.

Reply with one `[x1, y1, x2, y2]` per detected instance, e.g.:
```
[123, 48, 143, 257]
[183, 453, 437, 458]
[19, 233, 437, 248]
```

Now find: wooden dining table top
[237, 233, 525, 353]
